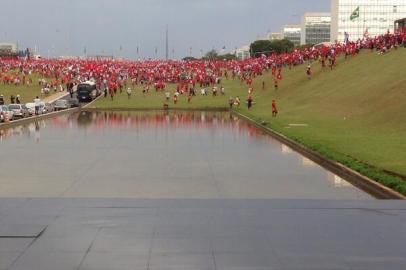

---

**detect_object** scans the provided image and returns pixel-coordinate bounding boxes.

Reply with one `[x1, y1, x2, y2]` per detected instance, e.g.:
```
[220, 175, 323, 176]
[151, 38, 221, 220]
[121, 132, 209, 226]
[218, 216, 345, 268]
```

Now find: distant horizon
[0, 0, 330, 59]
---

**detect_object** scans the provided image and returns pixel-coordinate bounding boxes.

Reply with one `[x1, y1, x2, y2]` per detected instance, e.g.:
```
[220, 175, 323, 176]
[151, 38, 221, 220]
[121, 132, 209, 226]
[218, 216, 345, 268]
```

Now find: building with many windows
[266, 32, 283, 41]
[395, 17, 406, 30]
[331, 0, 406, 42]
[235, 45, 250, 60]
[0, 43, 18, 53]
[301, 13, 332, 45]
[282, 25, 302, 46]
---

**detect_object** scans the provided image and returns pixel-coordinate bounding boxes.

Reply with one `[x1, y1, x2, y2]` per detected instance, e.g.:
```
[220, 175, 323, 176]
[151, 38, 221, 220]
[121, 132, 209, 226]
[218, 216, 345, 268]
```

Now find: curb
[0, 108, 80, 130]
[44, 92, 70, 104]
[82, 94, 104, 109]
[233, 111, 406, 200]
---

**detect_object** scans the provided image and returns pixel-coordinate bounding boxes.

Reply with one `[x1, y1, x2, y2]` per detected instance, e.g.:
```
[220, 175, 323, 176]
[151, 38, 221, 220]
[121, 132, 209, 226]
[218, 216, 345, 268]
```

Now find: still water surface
[0, 111, 372, 199]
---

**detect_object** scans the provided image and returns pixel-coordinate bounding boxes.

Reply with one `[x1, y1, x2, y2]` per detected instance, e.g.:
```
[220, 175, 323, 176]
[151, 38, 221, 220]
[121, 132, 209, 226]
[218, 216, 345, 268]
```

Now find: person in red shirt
[272, 100, 278, 117]
[109, 88, 114, 101]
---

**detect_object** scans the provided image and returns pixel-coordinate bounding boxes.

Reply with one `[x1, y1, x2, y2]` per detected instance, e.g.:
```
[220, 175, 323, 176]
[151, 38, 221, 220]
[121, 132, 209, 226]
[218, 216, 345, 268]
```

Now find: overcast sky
[0, 0, 329, 59]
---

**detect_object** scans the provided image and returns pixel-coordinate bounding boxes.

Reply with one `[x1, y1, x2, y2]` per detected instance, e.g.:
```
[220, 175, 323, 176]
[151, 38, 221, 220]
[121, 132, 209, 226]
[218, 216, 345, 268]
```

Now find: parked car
[54, 100, 69, 111]
[0, 105, 14, 122]
[8, 104, 30, 119]
[68, 98, 80, 108]
[45, 103, 54, 113]
[25, 102, 47, 115]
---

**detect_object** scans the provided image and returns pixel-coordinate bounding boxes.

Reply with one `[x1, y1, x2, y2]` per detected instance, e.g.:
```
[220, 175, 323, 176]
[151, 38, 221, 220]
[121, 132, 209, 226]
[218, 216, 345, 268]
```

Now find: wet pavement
[0, 111, 371, 199]
[0, 198, 405, 270]
[2, 111, 405, 270]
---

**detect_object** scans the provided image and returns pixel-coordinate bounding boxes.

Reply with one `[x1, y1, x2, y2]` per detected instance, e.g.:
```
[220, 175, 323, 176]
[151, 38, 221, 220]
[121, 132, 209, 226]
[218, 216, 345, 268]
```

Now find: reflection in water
[0, 111, 372, 199]
[281, 144, 293, 154]
[301, 157, 317, 167]
[0, 120, 46, 142]
[59, 110, 274, 144]
[327, 172, 353, 188]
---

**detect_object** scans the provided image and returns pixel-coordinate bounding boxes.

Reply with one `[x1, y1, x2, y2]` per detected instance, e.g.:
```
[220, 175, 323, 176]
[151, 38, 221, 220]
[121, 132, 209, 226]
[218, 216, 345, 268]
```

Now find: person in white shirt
[126, 87, 132, 99]
[34, 96, 41, 115]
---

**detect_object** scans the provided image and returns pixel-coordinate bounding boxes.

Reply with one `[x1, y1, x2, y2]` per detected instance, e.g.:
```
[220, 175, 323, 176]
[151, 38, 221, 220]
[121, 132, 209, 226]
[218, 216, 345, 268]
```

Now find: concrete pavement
[0, 198, 405, 270]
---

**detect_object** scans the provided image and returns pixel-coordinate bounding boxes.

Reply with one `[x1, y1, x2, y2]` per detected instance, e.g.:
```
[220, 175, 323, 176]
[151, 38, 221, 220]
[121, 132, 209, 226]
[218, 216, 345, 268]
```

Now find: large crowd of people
[0, 29, 405, 112]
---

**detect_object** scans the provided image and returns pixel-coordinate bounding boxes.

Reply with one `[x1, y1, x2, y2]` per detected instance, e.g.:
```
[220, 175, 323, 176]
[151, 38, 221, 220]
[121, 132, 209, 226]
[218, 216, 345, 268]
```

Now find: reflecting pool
[0, 111, 373, 199]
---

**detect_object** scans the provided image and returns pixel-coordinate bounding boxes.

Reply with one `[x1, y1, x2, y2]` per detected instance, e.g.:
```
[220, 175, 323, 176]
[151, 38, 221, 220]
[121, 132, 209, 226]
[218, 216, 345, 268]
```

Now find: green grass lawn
[0, 73, 44, 104]
[91, 49, 406, 195]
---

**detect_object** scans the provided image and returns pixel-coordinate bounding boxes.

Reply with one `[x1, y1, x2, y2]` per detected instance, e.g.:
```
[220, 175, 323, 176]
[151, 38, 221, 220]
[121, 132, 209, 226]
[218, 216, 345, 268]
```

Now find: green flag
[350, 6, 360, 21]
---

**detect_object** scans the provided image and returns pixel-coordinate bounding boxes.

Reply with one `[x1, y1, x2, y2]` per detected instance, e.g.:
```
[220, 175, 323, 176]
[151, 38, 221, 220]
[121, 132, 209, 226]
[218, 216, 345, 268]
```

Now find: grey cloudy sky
[0, 0, 329, 59]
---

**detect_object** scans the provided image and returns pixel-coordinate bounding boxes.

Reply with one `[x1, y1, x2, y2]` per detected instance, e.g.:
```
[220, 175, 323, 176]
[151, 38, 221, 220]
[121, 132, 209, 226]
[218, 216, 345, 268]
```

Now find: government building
[331, 0, 406, 42]
[300, 13, 332, 45]
[282, 25, 302, 46]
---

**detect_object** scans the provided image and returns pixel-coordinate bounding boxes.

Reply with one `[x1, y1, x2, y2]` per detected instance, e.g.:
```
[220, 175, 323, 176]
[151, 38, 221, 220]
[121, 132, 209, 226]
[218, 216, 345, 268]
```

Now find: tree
[250, 40, 273, 56]
[250, 39, 295, 57]
[274, 39, 295, 53]
[182, 56, 197, 61]
[203, 49, 218, 60]
[219, 53, 237, 61]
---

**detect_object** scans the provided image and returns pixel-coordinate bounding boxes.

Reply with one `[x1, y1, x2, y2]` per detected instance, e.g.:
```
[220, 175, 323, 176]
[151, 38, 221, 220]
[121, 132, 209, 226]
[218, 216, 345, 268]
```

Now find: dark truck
[77, 81, 100, 102]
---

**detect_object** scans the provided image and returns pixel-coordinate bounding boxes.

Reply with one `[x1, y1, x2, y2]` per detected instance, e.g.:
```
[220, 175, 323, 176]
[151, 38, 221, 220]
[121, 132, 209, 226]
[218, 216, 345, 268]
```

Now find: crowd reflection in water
[71, 111, 274, 142]
[0, 111, 357, 191]
[0, 111, 273, 144]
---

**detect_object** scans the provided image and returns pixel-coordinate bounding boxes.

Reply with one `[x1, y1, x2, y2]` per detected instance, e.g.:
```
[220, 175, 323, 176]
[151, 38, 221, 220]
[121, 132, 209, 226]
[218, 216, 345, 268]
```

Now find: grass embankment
[90, 49, 406, 195]
[0, 73, 44, 104]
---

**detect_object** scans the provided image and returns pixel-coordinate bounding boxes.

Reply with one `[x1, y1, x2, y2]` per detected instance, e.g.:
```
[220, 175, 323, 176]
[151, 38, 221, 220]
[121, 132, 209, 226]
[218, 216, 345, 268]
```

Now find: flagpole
[363, 4, 366, 39]
[357, 7, 360, 40]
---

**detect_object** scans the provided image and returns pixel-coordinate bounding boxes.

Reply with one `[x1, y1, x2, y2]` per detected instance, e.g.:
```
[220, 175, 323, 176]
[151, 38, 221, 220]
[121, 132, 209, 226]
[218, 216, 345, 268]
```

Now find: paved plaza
[0, 198, 405, 270]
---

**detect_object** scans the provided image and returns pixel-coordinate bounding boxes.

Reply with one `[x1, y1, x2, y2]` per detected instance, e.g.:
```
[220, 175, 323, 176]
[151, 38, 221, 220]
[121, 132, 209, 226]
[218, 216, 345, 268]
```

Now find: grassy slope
[0, 73, 44, 104]
[240, 49, 406, 176]
[90, 49, 406, 193]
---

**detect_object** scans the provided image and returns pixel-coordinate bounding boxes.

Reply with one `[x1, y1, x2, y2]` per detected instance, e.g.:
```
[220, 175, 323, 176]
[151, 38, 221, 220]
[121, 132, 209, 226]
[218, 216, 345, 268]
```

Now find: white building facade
[0, 43, 18, 53]
[235, 45, 250, 60]
[301, 13, 332, 45]
[267, 32, 283, 41]
[282, 25, 302, 46]
[331, 0, 406, 42]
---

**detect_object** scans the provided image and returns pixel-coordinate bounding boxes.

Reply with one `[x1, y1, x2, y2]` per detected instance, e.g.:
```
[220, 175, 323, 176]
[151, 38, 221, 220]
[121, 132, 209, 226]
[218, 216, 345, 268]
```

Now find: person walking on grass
[272, 100, 278, 117]
[228, 97, 234, 109]
[234, 96, 241, 107]
[274, 79, 278, 91]
[110, 88, 114, 101]
[247, 95, 253, 110]
[126, 87, 132, 99]
[306, 65, 312, 80]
